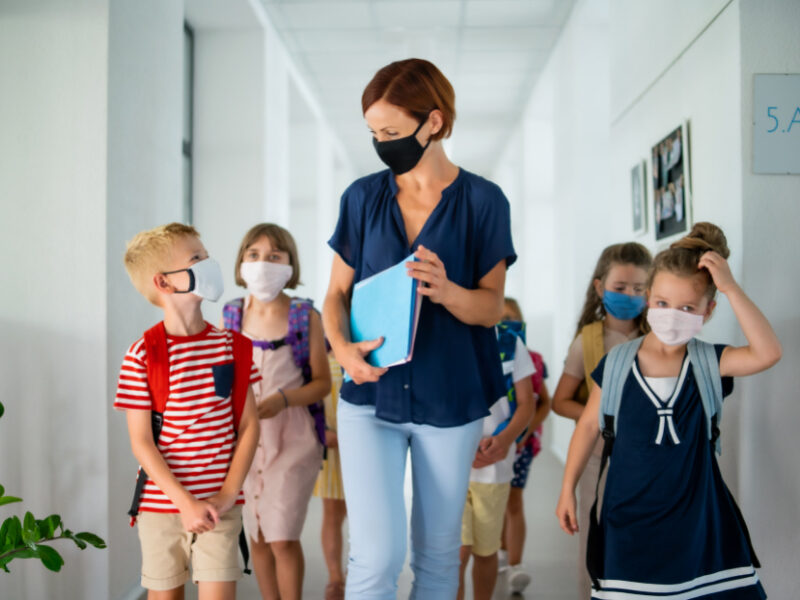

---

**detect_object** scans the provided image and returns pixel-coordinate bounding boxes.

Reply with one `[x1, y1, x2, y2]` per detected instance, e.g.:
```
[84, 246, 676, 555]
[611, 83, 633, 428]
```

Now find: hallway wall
[495, 0, 799, 595]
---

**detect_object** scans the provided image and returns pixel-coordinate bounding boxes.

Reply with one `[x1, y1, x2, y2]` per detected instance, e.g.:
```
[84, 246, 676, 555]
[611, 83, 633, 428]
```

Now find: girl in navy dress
[556, 223, 781, 599]
[323, 59, 515, 599]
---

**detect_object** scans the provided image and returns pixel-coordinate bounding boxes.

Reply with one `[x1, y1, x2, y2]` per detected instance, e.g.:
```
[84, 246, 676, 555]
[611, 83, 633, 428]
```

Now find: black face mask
[372, 115, 431, 175]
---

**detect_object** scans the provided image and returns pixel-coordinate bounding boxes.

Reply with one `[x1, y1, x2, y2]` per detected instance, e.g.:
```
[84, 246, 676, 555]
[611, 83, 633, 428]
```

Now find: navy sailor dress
[589, 345, 766, 600]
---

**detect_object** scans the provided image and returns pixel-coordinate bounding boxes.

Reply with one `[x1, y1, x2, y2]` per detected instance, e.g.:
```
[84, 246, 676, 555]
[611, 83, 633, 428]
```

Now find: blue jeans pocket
[212, 362, 234, 398]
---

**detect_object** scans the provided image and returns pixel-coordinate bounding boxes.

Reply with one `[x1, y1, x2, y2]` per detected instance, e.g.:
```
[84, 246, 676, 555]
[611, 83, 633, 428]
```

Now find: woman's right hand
[555, 489, 578, 536]
[337, 338, 388, 384]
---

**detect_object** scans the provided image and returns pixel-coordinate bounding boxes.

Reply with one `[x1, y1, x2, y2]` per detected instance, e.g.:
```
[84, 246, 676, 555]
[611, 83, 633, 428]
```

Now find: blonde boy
[115, 223, 260, 599]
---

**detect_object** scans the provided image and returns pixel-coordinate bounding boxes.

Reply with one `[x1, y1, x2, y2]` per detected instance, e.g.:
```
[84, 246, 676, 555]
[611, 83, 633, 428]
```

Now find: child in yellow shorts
[457, 333, 535, 600]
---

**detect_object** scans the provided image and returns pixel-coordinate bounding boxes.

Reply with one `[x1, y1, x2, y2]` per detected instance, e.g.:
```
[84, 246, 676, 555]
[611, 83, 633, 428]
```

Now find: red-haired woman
[323, 58, 516, 599]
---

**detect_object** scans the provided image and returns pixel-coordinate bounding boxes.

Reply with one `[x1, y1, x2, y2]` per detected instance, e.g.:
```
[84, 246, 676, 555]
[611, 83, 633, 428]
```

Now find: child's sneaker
[507, 564, 531, 593]
[497, 548, 509, 572]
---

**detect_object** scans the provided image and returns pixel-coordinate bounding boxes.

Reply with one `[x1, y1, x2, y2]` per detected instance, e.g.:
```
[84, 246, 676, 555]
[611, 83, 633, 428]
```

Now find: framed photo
[631, 161, 646, 236]
[650, 122, 692, 241]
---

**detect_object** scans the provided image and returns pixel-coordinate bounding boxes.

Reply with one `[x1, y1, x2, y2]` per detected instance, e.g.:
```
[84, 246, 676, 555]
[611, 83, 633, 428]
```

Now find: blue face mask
[602, 290, 646, 320]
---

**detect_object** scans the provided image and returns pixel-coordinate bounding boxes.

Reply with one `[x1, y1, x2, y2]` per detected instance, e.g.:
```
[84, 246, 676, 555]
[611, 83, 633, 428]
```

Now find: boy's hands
[472, 435, 512, 469]
[178, 497, 219, 533]
[556, 489, 578, 535]
[698, 251, 737, 295]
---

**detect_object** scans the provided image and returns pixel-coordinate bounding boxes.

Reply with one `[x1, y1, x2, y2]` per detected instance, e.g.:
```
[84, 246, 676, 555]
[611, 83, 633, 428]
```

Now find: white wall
[105, 1, 185, 597]
[736, 1, 800, 596]
[0, 1, 110, 598]
[192, 27, 267, 326]
[494, 0, 799, 594]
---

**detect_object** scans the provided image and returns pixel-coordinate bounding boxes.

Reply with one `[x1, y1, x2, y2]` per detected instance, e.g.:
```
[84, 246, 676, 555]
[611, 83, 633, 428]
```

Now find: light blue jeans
[337, 400, 483, 600]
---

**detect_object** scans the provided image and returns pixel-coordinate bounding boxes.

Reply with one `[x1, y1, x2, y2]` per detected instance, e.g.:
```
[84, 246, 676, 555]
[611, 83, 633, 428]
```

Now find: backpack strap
[581, 321, 606, 394]
[129, 323, 170, 525]
[687, 338, 724, 455]
[230, 330, 253, 432]
[586, 337, 643, 590]
[223, 298, 245, 333]
[287, 298, 313, 383]
[287, 298, 327, 450]
[599, 338, 644, 435]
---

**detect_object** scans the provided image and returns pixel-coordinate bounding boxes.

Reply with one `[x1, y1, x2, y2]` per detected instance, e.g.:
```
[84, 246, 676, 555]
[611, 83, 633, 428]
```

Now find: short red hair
[361, 58, 456, 140]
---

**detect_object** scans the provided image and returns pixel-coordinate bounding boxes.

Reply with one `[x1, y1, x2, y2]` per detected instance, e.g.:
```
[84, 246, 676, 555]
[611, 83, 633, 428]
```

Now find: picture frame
[650, 122, 692, 242]
[631, 161, 646, 236]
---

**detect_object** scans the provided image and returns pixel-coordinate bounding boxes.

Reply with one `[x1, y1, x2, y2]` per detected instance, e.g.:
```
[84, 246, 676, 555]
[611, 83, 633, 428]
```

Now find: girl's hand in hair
[698, 251, 737, 295]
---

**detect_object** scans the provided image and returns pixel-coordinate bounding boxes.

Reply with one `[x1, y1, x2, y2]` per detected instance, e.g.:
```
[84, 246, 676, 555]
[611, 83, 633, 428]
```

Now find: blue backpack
[493, 320, 527, 437]
[222, 297, 326, 449]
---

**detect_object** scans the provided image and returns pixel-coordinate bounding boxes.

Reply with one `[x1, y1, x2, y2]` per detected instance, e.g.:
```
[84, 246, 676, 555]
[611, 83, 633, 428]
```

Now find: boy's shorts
[461, 481, 511, 557]
[137, 505, 243, 591]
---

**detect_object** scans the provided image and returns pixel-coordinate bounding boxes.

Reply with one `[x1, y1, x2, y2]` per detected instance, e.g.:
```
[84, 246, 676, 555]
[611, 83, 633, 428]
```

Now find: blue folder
[349, 255, 422, 369]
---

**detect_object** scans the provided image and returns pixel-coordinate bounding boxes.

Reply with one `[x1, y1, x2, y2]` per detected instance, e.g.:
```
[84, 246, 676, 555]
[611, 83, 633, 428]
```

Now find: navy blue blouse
[328, 168, 517, 427]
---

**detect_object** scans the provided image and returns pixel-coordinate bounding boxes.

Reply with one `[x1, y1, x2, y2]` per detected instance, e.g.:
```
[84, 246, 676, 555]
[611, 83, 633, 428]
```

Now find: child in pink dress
[222, 223, 331, 600]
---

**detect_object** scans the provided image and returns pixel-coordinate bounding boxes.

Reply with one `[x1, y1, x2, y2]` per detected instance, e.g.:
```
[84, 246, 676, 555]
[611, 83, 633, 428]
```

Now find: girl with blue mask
[551, 241, 651, 598]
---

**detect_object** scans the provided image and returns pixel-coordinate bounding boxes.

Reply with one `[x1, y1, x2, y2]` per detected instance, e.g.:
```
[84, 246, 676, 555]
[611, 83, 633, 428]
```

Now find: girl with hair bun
[557, 223, 781, 599]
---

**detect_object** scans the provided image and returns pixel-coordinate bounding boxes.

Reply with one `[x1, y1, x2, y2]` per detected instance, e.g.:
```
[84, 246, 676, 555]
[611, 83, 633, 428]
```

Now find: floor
[188, 449, 580, 599]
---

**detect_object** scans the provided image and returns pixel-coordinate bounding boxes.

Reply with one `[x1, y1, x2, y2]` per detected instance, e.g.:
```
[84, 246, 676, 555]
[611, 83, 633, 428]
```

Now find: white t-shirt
[470, 337, 536, 485]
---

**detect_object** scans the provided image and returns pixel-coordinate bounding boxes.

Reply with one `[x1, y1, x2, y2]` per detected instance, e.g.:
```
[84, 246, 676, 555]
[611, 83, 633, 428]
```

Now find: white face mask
[646, 307, 704, 346]
[240, 261, 293, 303]
[165, 257, 225, 302]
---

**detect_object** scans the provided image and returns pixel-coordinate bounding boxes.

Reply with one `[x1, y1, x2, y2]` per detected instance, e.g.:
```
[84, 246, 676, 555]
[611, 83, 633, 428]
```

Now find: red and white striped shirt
[114, 323, 260, 513]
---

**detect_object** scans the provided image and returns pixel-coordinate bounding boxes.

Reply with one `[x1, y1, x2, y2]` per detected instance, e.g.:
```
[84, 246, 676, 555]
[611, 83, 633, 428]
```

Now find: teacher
[323, 58, 516, 599]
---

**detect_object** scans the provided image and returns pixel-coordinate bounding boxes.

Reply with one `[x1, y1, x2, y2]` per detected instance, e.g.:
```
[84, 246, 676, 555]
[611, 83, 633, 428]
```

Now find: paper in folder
[349, 255, 422, 368]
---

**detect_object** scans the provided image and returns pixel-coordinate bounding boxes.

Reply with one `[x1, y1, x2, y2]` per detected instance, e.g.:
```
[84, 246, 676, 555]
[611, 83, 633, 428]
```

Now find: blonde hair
[649, 222, 730, 300]
[504, 297, 523, 321]
[124, 223, 199, 306]
[234, 223, 301, 289]
[575, 242, 653, 337]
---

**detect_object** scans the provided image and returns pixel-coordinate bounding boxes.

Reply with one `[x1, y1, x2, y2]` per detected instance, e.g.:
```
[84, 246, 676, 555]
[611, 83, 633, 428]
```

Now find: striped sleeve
[114, 338, 153, 411]
[250, 361, 261, 385]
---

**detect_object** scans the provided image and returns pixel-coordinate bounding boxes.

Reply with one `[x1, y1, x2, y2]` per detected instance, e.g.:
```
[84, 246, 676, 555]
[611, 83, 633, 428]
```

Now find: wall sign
[753, 74, 800, 174]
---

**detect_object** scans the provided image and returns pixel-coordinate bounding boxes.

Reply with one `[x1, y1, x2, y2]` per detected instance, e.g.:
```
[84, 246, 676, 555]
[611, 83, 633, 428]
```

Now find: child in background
[551, 242, 652, 598]
[457, 320, 536, 600]
[557, 223, 780, 598]
[222, 223, 331, 600]
[115, 223, 260, 599]
[313, 350, 348, 600]
[497, 297, 551, 594]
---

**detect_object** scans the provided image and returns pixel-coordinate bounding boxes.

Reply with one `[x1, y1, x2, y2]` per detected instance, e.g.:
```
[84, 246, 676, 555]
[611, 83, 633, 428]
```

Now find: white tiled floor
[190, 450, 580, 599]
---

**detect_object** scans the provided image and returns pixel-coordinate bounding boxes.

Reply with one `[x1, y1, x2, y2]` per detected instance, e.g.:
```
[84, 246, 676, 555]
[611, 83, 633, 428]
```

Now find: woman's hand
[407, 245, 453, 305]
[338, 338, 388, 385]
[555, 489, 578, 535]
[258, 393, 285, 419]
[698, 251, 737, 295]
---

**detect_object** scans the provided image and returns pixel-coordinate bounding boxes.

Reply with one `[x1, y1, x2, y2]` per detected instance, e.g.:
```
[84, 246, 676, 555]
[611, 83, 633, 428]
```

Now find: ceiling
[259, 0, 576, 176]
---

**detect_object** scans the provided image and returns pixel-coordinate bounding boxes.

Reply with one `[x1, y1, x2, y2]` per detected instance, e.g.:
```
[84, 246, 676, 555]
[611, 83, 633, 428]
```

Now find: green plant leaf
[35, 545, 64, 572]
[0, 484, 4, 497]
[0, 496, 23, 507]
[21, 512, 40, 547]
[0, 401, 4, 418]
[63, 530, 86, 550]
[40, 515, 61, 538]
[75, 532, 106, 549]
[2, 516, 22, 550]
